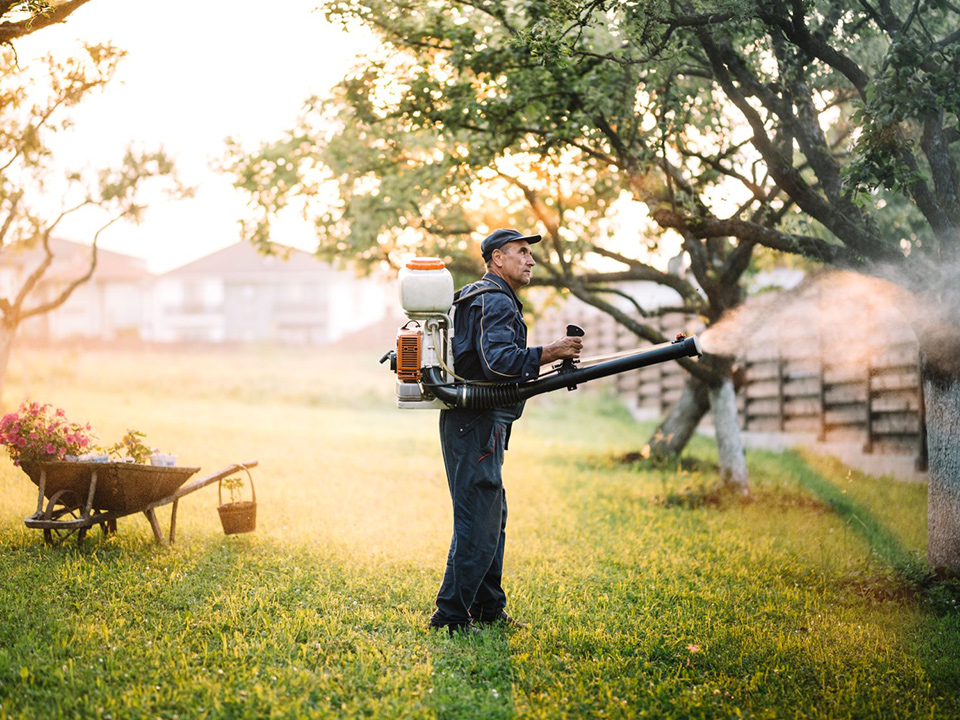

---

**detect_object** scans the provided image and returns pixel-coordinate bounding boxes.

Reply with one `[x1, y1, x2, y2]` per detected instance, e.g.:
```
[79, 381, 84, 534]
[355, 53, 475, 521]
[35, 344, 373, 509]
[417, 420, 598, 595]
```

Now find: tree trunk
[642, 365, 750, 493]
[642, 374, 711, 459]
[0, 325, 14, 404]
[709, 376, 750, 493]
[923, 357, 960, 574]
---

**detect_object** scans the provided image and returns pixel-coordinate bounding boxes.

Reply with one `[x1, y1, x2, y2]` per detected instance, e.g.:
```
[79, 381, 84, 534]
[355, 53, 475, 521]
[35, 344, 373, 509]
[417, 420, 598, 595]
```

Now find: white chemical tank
[399, 257, 454, 314]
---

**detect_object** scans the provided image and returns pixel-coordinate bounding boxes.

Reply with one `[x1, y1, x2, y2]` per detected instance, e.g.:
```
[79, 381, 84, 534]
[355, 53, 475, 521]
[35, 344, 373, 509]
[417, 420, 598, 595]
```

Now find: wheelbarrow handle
[170, 461, 259, 501]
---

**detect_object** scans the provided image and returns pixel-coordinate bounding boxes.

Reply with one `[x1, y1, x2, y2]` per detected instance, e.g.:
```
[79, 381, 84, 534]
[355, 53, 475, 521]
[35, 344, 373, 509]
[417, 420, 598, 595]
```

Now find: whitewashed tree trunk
[643, 376, 711, 460]
[643, 368, 750, 494]
[923, 364, 960, 574]
[709, 376, 749, 494]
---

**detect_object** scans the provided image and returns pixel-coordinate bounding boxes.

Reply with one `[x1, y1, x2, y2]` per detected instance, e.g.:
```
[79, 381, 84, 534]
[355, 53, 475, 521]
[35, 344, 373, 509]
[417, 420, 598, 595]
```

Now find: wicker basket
[217, 467, 257, 535]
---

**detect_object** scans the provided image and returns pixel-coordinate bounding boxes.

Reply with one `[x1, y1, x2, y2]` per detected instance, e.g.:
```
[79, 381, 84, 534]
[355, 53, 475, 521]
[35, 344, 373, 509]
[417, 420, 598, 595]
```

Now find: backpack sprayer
[380, 258, 703, 410]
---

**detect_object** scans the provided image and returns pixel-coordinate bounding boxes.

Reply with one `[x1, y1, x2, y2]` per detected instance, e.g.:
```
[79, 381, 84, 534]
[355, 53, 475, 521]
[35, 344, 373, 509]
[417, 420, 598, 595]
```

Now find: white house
[2, 238, 151, 341]
[3, 238, 395, 345]
[147, 242, 394, 345]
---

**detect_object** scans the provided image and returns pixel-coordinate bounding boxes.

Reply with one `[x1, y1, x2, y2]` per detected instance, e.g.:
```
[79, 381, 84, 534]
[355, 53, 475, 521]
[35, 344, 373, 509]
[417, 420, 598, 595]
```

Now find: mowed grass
[0, 345, 958, 720]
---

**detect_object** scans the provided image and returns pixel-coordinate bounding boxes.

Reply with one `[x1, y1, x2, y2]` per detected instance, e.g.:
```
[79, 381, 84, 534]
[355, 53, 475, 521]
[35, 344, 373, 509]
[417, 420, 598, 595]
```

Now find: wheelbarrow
[20, 460, 258, 546]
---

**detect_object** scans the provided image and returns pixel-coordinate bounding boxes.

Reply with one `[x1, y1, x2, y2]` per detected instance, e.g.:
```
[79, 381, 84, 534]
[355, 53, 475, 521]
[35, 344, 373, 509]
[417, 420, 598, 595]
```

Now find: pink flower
[0, 400, 97, 463]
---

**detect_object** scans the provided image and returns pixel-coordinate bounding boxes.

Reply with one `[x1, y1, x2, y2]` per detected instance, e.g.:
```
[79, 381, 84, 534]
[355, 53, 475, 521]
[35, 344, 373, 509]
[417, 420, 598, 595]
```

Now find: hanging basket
[217, 466, 257, 535]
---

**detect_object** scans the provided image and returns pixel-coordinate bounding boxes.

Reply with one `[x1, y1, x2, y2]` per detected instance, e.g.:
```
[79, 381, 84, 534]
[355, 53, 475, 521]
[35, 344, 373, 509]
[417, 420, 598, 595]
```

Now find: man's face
[493, 240, 536, 290]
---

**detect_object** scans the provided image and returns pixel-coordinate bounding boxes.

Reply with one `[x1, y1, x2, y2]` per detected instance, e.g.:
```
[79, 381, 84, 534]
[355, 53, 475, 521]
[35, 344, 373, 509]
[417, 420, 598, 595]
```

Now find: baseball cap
[480, 228, 542, 261]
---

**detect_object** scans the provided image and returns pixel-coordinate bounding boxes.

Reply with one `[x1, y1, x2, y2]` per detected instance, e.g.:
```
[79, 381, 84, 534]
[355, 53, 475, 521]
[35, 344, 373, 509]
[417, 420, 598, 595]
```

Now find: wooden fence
[531, 282, 926, 468]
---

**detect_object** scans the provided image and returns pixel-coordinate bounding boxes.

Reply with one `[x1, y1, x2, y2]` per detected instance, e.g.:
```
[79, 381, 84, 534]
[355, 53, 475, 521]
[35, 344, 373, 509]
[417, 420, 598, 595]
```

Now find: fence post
[916, 350, 929, 472]
[817, 283, 827, 442]
[863, 301, 875, 454]
[818, 373, 828, 441]
[778, 354, 786, 432]
[741, 357, 750, 431]
[657, 317, 667, 416]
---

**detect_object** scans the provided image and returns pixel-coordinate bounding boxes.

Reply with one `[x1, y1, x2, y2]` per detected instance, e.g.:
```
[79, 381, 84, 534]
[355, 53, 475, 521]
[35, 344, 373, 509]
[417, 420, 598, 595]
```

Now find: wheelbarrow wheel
[42, 489, 87, 546]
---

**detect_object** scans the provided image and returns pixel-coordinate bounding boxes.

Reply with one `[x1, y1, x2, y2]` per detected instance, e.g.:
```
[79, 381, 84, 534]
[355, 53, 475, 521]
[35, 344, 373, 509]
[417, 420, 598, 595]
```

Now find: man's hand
[540, 335, 583, 365]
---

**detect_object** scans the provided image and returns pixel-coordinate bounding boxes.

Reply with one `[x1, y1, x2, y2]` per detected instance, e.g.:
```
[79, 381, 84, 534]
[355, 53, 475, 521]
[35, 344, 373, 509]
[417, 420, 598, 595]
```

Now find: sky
[15, 0, 374, 273]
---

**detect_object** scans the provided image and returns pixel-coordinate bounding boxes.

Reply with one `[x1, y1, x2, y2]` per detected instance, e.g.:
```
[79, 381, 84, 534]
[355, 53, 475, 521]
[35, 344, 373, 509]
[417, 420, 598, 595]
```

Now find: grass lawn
[0, 345, 957, 719]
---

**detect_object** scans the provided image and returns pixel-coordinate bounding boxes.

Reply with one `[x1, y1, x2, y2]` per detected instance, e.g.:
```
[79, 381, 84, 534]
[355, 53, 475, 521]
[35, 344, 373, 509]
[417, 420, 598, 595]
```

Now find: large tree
[0, 43, 186, 399]
[228, 0, 960, 567]
[523, 0, 960, 572]
[223, 3, 771, 491]
[283, 0, 960, 570]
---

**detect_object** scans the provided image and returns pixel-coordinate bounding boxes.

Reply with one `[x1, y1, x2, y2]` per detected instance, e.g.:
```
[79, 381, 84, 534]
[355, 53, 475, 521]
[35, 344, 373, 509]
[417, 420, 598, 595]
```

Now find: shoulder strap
[452, 281, 511, 306]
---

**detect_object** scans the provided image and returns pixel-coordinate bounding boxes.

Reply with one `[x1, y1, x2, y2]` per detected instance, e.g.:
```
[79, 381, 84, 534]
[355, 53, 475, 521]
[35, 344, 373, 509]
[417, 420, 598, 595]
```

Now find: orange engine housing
[396, 327, 422, 382]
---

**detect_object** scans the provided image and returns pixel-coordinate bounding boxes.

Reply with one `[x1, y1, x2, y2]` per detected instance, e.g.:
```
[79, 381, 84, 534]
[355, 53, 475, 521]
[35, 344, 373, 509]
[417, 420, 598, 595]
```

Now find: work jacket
[452, 273, 542, 388]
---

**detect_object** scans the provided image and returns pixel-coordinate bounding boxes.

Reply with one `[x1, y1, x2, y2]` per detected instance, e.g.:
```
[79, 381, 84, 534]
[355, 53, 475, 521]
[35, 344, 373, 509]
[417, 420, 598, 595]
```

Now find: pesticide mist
[700, 269, 926, 366]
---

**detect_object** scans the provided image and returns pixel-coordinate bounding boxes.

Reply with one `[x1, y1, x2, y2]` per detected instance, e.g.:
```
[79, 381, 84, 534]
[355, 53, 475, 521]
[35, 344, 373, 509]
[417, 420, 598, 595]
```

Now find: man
[429, 228, 583, 635]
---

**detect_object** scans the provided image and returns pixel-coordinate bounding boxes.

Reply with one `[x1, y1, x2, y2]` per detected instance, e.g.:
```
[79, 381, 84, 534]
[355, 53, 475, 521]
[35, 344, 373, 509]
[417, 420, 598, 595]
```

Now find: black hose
[421, 335, 701, 410]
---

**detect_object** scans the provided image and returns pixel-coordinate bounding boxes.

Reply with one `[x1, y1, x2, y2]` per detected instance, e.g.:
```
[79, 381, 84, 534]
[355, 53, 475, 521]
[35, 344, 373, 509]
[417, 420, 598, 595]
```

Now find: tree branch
[0, 0, 92, 44]
[695, 29, 902, 264]
[587, 244, 702, 303]
[936, 25, 960, 50]
[496, 171, 560, 238]
[21, 213, 125, 320]
[679, 147, 765, 198]
[11, 200, 89, 312]
[459, 0, 518, 36]
[1, 93, 75, 173]
[0, 190, 22, 248]
[586, 286, 698, 318]
[719, 239, 756, 288]
[652, 206, 885, 269]
[549, 267, 716, 382]
[861, 0, 903, 35]
[756, 0, 870, 98]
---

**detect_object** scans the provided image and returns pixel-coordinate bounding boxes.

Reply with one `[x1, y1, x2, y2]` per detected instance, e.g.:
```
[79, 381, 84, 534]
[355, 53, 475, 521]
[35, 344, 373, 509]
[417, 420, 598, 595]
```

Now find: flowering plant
[0, 401, 98, 465]
[108, 429, 152, 464]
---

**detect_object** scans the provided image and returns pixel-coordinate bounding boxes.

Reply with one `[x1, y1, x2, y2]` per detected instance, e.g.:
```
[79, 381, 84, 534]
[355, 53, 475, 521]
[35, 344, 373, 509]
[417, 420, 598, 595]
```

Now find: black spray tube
[421, 335, 702, 410]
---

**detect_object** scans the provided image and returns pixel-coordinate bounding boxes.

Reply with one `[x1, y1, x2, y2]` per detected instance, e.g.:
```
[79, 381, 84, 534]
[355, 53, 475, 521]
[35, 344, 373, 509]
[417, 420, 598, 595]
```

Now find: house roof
[3, 238, 150, 283]
[162, 242, 339, 278]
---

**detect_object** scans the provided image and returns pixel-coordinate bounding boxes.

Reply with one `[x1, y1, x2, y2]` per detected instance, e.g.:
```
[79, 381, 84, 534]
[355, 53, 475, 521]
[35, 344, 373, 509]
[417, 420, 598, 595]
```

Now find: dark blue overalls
[432, 273, 542, 627]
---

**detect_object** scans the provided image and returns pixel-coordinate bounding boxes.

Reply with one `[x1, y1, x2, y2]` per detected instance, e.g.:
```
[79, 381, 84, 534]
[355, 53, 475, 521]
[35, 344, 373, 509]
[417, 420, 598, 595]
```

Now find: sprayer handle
[559, 324, 585, 391]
